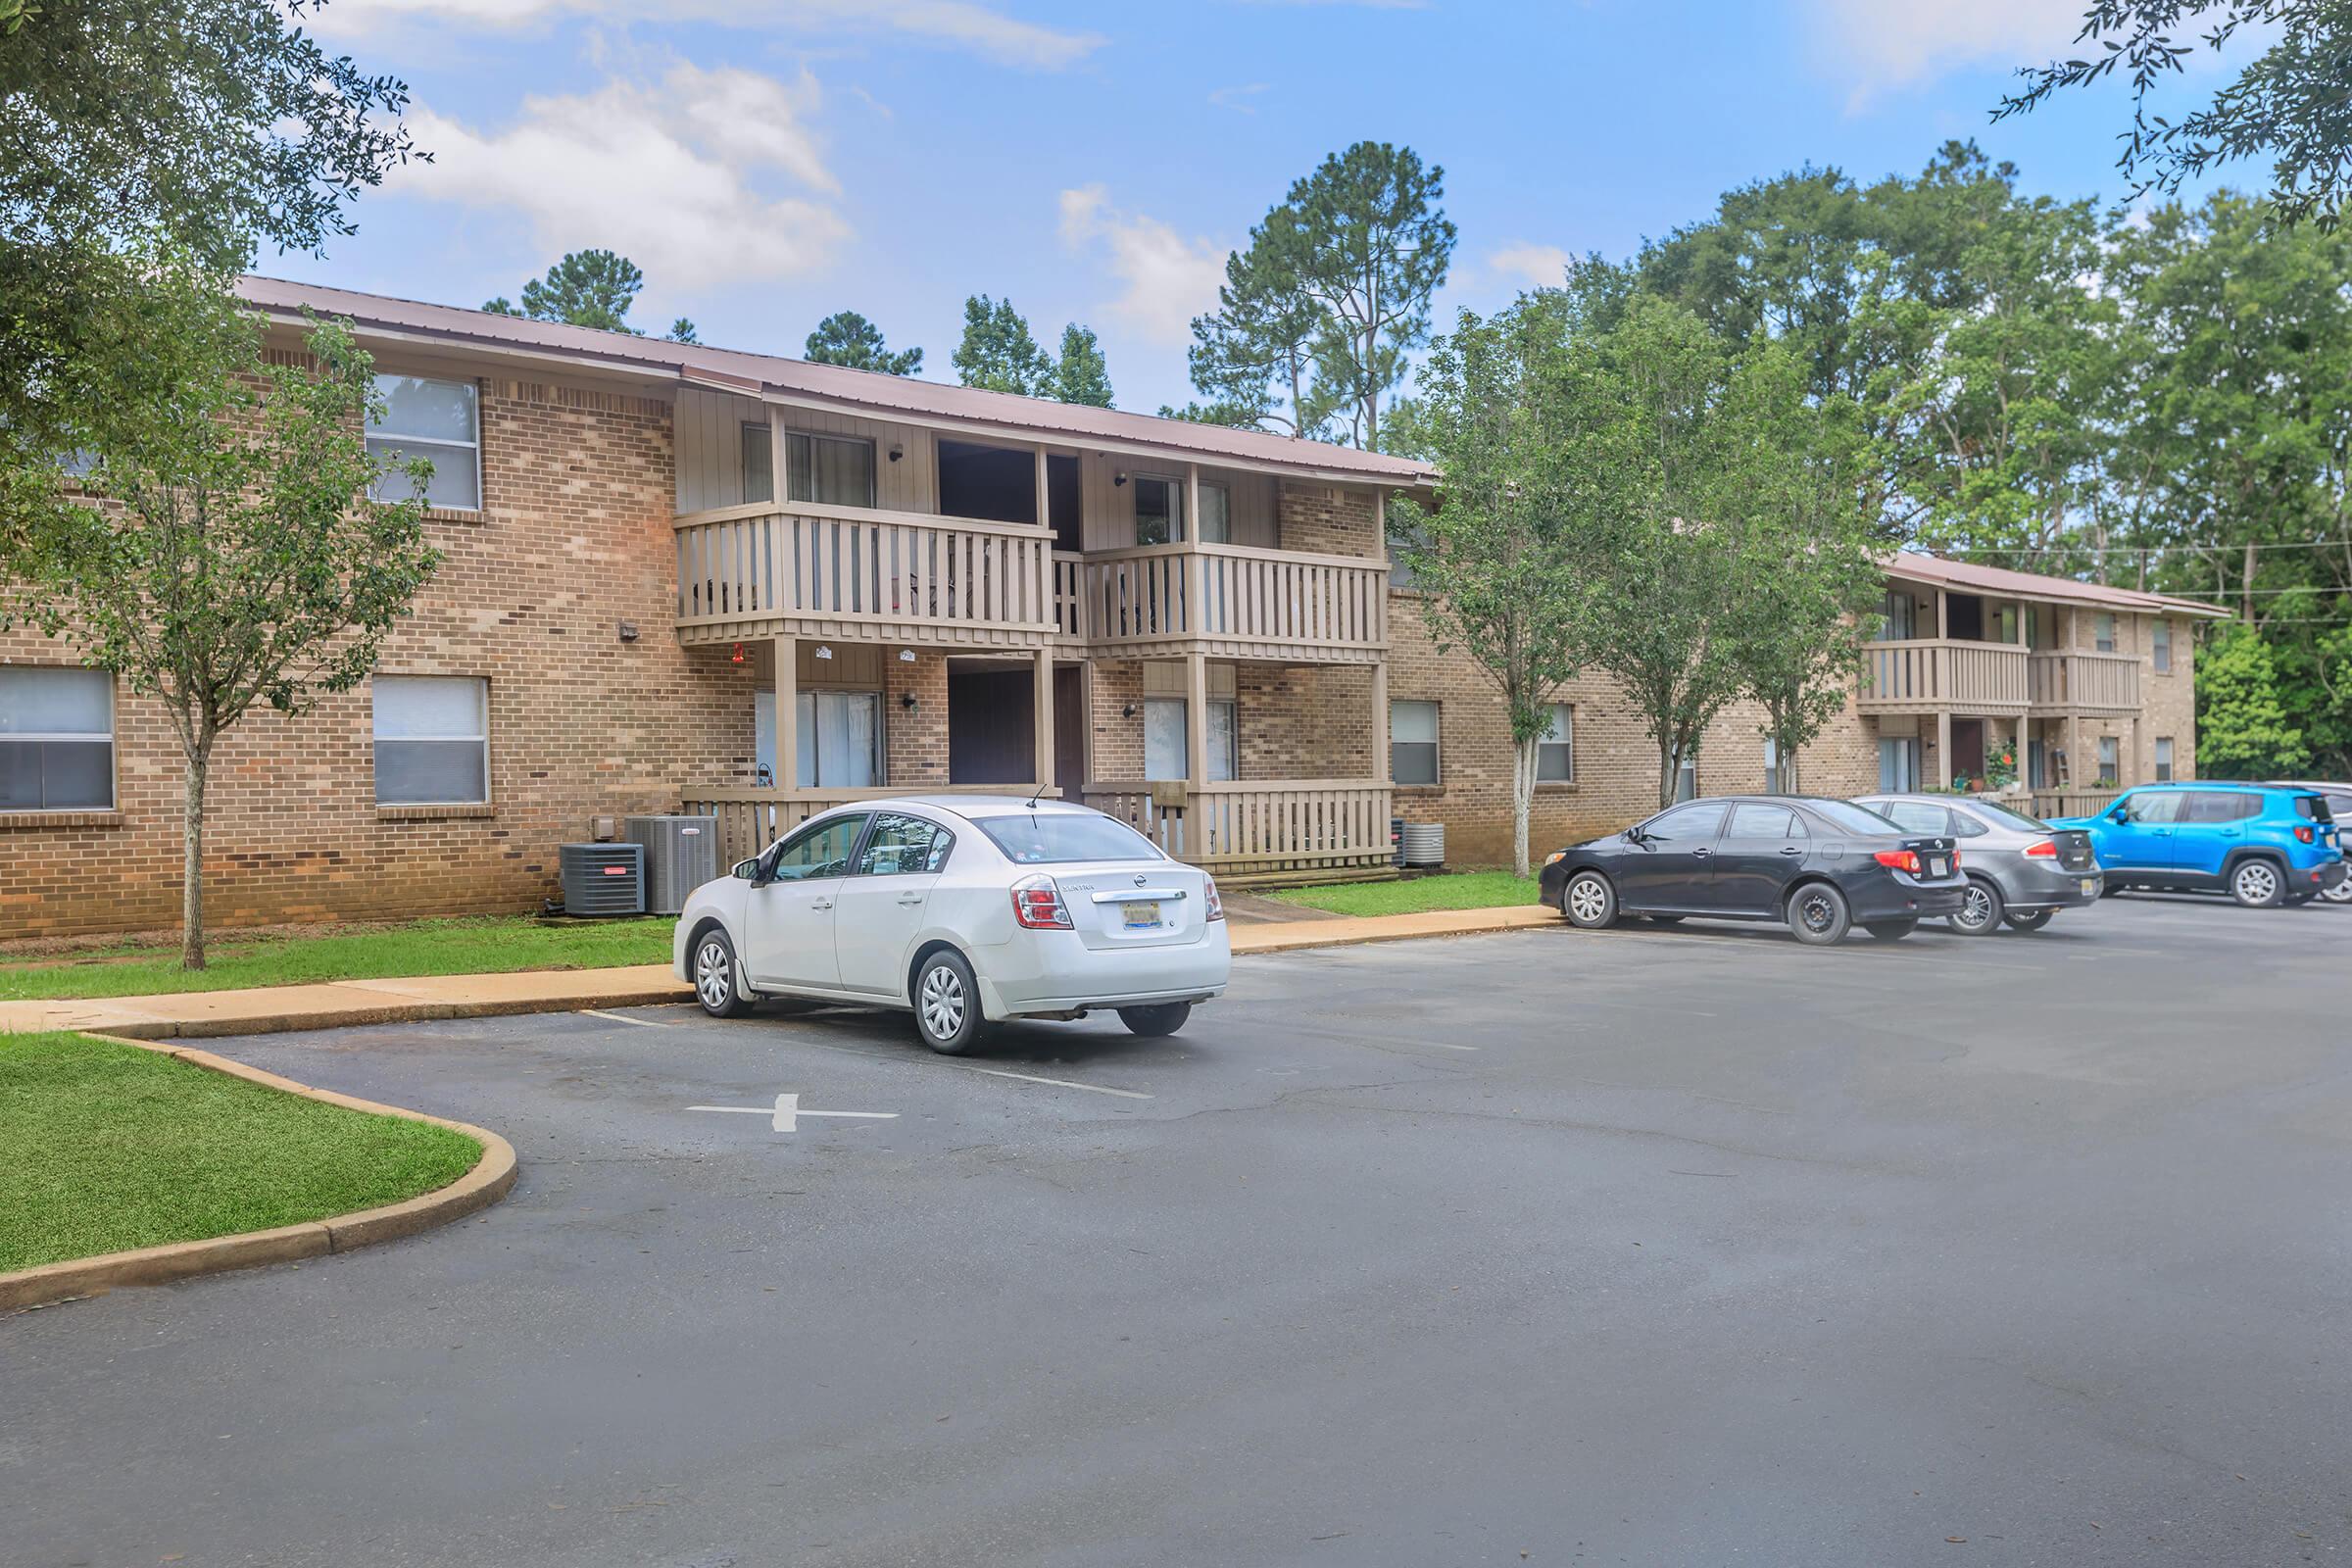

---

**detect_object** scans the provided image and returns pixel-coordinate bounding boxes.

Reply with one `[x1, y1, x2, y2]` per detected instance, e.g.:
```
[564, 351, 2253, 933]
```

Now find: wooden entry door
[1952, 718, 1986, 783]
[1054, 665, 1085, 799]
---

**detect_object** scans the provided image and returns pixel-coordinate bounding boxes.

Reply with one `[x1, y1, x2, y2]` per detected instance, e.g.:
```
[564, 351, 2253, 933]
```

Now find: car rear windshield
[1970, 800, 2052, 834]
[2292, 793, 2334, 823]
[1808, 801, 1904, 835]
[975, 812, 1166, 865]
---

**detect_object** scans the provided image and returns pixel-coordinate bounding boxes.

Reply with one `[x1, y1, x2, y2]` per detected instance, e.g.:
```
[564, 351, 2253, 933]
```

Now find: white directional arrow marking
[688, 1093, 899, 1133]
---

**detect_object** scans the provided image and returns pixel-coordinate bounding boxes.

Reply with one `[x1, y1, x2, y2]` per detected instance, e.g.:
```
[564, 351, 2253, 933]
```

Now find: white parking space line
[579, 1008, 674, 1028]
[689, 1093, 901, 1132]
[796, 1038, 1155, 1100]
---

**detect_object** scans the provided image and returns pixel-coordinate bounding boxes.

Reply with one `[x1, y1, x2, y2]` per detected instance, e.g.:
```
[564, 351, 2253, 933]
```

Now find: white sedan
[672, 795, 1231, 1053]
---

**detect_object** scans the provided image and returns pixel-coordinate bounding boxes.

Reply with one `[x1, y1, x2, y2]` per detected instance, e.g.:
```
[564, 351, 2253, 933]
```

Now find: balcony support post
[772, 634, 797, 791]
[1033, 647, 1054, 796]
[1935, 709, 1953, 790]
[1370, 659, 1390, 783]
[1185, 651, 1209, 793]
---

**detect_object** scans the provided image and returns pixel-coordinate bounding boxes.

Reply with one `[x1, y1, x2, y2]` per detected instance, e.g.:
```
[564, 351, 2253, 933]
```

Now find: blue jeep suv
[2052, 783, 2345, 907]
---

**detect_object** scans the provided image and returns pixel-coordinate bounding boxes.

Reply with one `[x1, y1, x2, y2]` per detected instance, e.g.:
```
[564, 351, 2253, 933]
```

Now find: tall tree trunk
[2241, 539, 2257, 624]
[181, 743, 210, 970]
[1511, 734, 1534, 879]
[1657, 734, 1679, 809]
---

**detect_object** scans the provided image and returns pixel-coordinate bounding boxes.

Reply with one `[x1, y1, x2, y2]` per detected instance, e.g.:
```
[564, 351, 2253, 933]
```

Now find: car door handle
[811, 898, 834, 911]
[1691, 848, 1712, 858]
[1779, 846, 1802, 856]
[896, 893, 925, 906]
[2219, 828, 2242, 838]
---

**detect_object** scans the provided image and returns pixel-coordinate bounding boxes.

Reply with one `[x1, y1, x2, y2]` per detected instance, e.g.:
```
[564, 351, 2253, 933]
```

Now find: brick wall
[1235, 663, 1376, 779]
[1277, 484, 1383, 559]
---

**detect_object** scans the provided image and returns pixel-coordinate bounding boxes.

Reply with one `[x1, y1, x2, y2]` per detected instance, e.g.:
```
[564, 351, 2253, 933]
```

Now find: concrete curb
[1230, 904, 1558, 955]
[0, 1033, 517, 1314]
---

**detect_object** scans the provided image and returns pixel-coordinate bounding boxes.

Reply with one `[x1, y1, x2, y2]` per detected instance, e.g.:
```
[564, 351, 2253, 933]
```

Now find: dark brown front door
[1054, 665, 1085, 799]
[1952, 718, 1986, 783]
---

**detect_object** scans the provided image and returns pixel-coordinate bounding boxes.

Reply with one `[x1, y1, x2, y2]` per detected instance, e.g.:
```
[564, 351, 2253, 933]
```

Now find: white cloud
[1489, 243, 1569, 290]
[1805, 0, 2084, 107]
[391, 62, 851, 291]
[1208, 82, 1271, 114]
[1056, 186, 1230, 347]
[318, 0, 1104, 70]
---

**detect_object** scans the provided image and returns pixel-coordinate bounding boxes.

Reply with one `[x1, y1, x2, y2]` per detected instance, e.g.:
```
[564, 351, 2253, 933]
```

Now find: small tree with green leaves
[483, 249, 693, 341]
[0, 308, 442, 968]
[1052, 323, 1115, 408]
[2196, 621, 2312, 777]
[952, 295, 1054, 395]
[1394, 296, 1601, 876]
[804, 311, 922, 375]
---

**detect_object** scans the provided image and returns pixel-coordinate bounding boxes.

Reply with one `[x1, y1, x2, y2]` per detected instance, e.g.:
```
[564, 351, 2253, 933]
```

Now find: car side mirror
[733, 857, 768, 885]
[1623, 827, 1646, 845]
[2108, 808, 2129, 824]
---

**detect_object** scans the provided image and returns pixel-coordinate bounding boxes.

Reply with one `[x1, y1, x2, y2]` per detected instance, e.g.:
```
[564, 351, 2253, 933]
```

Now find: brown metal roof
[237, 275, 1435, 485]
[1887, 551, 2232, 619]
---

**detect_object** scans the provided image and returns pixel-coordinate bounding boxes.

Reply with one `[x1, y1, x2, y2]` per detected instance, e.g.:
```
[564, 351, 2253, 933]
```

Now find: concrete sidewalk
[0, 905, 1557, 1041]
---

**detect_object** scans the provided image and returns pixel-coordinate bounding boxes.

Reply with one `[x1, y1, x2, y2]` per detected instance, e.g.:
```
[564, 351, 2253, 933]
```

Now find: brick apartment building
[0, 279, 2223, 937]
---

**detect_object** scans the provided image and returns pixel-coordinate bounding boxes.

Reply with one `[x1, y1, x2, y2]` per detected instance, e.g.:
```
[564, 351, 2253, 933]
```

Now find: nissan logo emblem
[1133, 874, 1148, 887]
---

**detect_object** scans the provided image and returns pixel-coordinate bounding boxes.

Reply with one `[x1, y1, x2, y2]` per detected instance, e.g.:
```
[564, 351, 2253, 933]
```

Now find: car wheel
[913, 948, 987, 1055]
[1561, 870, 1617, 930]
[1948, 876, 2003, 937]
[2229, 858, 2284, 909]
[1786, 882, 1851, 946]
[1117, 1002, 1192, 1037]
[692, 927, 755, 1019]
[2002, 909, 2055, 933]
[2321, 878, 2352, 906]
[1864, 919, 1917, 941]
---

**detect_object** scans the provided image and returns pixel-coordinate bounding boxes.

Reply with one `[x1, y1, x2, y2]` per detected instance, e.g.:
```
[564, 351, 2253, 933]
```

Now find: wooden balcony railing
[681, 784, 1061, 864]
[2029, 651, 2140, 712]
[1084, 780, 1394, 875]
[1056, 543, 1388, 662]
[1859, 638, 2030, 712]
[673, 503, 1057, 648]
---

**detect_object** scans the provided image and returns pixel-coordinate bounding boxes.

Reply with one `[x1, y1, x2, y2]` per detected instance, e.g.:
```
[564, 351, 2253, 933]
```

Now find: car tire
[1786, 882, 1851, 946]
[1948, 876, 2004, 937]
[1117, 1002, 1192, 1037]
[1864, 919, 1917, 941]
[2322, 879, 2352, 906]
[2229, 858, 2284, 909]
[691, 926, 756, 1019]
[1561, 869, 1618, 930]
[2002, 909, 2055, 933]
[913, 948, 987, 1055]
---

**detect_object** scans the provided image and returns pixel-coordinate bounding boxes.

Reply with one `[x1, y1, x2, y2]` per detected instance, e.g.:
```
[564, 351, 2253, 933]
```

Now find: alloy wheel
[696, 939, 733, 1012]
[920, 963, 966, 1040]
[2234, 861, 2278, 906]
[2323, 877, 2352, 905]
[1957, 883, 1994, 931]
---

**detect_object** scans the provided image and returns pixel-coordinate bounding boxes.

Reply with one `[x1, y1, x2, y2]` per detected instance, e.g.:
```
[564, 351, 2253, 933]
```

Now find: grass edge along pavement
[0, 1030, 515, 1308]
[1270, 869, 1542, 918]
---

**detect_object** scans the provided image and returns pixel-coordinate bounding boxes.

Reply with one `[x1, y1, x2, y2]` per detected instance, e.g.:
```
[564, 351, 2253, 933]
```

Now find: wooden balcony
[673, 503, 1058, 650]
[2029, 651, 2140, 714]
[1859, 639, 2029, 714]
[1054, 544, 1389, 663]
[1084, 780, 1395, 877]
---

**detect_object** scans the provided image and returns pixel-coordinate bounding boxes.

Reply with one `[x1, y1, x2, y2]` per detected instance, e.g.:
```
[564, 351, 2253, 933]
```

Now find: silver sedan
[1855, 794, 2104, 935]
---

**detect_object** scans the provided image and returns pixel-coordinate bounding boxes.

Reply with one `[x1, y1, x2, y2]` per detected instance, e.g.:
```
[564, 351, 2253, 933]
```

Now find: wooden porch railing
[681, 785, 1058, 864]
[1859, 638, 2030, 711]
[673, 503, 1057, 647]
[1060, 543, 1388, 658]
[2029, 790, 2121, 821]
[1084, 781, 1394, 874]
[2029, 651, 2140, 712]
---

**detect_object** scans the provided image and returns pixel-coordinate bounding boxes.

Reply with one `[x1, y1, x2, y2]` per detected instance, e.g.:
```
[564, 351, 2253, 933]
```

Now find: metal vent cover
[559, 842, 646, 917]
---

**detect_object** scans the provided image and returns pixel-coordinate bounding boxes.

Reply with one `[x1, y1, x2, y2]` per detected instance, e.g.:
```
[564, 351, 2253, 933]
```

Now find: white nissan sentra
[673, 796, 1231, 1053]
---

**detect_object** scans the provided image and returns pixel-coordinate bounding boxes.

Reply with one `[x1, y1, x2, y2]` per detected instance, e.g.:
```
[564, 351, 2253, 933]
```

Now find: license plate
[2081, 878, 2097, 896]
[1121, 901, 1161, 929]
[1928, 856, 1949, 877]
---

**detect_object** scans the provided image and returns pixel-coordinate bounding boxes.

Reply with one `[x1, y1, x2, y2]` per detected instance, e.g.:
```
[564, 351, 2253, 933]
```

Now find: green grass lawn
[0, 1032, 482, 1273]
[1269, 869, 1543, 917]
[0, 914, 674, 1002]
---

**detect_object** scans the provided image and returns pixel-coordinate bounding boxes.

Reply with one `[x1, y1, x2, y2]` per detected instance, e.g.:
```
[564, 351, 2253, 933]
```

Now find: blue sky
[286, 0, 2244, 415]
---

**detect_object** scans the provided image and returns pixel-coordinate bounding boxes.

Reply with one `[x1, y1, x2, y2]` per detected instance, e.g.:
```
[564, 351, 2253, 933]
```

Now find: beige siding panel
[677, 389, 941, 515]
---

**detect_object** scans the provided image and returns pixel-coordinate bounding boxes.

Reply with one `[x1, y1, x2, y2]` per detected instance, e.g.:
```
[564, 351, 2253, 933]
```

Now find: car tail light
[1009, 874, 1073, 929]
[1204, 876, 1225, 922]
[1952, 850, 1962, 869]
[2024, 839, 2057, 858]
[1874, 850, 1922, 874]
[2294, 824, 2315, 844]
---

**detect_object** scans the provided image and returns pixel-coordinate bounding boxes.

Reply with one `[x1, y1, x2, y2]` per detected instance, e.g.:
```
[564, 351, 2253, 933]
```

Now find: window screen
[0, 666, 114, 810]
[373, 676, 488, 805]
[1392, 700, 1439, 786]
[1538, 704, 1573, 783]
[368, 376, 480, 511]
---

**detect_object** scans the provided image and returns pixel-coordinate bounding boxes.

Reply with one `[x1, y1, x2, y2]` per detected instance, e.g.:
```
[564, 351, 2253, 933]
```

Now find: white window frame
[2094, 612, 2117, 654]
[2152, 618, 2172, 673]
[367, 374, 481, 514]
[1197, 481, 1231, 544]
[1537, 703, 1574, 784]
[1674, 756, 1699, 802]
[1762, 736, 1781, 794]
[2154, 736, 2175, 783]
[1879, 591, 1916, 642]
[2096, 734, 2120, 786]
[372, 675, 490, 806]
[1134, 474, 1187, 546]
[755, 689, 884, 788]
[1391, 700, 1439, 787]
[0, 666, 116, 811]
[1878, 736, 1920, 793]
[787, 430, 878, 510]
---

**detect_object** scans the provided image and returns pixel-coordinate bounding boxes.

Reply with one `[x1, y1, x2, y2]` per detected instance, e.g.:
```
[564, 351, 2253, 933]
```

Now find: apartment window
[2152, 618, 2172, 673]
[1134, 474, 1185, 545]
[2155, 736, 2175, 782]
[742, 425, 878, 509]
[368, 375, 480, 512]
[2094, 612, 2117, 654]
[1198, 482, 1231, 544]
[1674, 757, 1698, 802]
[373, 676, 489, 805]
[1993, 604, 2020, 644]
[1143, 698, 1237, 782]
[1878, 736, 1921, 793]
[1879, 591, 1916, 641]
[2096, 735, 2119, 787]
[0, 666, 114, 810]
[1762, 736, 1780, 794]
[756, 691, 881, 788]
[1537, 704, 1574, 783]
[1392, 700, 1439, 786]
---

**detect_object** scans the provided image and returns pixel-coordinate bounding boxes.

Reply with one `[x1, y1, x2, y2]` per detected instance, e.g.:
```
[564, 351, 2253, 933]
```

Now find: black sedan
[1537, 795, 1968, 945]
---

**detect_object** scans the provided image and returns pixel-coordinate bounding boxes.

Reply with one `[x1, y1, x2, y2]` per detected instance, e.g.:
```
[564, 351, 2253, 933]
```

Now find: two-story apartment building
[0, 279, 2223, 937]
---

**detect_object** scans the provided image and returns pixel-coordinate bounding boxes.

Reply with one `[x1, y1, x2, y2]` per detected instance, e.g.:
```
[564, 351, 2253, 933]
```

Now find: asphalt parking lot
[9, 895, 2349, 1567]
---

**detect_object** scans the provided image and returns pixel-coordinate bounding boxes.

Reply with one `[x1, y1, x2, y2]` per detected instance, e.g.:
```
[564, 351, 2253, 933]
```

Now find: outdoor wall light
[901, 692, 918, 711]
[616, 621, 638, 643]
[889, 443, 905, 464]
[1121, 703, 1137, 718]
[1113, 470, 1129, 487]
